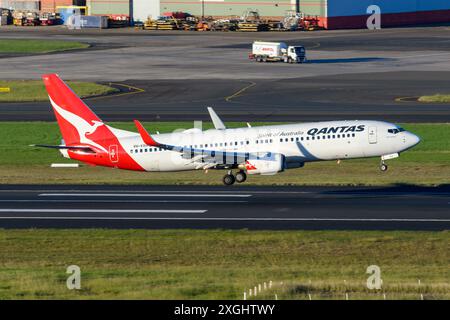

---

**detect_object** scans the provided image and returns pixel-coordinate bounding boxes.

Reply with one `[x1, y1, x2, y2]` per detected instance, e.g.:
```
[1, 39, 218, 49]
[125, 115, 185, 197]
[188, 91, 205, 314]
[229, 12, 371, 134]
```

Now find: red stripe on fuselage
[67, 126, 145, 171]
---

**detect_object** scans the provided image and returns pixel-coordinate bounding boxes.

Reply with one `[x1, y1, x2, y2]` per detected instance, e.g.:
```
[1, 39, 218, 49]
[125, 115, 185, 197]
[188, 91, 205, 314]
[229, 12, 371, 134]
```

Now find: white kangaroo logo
[49, 97, 108, 153]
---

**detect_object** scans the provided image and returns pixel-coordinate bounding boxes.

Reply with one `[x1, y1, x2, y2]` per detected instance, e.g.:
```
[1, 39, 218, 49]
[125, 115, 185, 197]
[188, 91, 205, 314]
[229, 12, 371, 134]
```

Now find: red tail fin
[42, 74, 102, 146]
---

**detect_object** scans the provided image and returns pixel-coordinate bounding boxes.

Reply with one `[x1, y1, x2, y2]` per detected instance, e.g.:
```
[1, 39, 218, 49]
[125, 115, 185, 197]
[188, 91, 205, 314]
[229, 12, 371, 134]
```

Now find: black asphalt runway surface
[0, 185, 448, 231]
[3, 71, 450, 123]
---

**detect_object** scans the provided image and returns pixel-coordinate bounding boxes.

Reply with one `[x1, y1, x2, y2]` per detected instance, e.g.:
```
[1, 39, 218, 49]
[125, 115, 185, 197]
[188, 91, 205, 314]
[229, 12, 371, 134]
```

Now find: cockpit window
[388, 127, 405, 134]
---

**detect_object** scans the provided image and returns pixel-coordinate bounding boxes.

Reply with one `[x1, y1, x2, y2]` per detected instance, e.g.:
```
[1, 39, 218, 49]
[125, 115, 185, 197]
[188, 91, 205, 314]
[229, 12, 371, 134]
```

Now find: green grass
[0, 229, 448, 299]
[418, 94, 450, 103]
[0, 39, 89, 53]
[0, 81, 118, 102]
[0, 122, 448, 186]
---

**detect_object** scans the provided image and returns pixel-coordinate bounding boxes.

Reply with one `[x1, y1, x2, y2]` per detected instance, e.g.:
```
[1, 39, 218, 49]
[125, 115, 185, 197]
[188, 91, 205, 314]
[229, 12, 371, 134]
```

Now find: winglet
[207, 107, 226, 130]
[134, 120, 160, 147]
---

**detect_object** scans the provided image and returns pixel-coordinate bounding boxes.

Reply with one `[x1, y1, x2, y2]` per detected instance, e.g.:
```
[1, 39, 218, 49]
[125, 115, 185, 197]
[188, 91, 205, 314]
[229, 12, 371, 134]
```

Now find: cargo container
[39, 12, 57, 25]
[0, 15, 8, 25]
[57, 6, 87, 24]
[133, 0, 160, 23]
[77, 15, 108, 28]
[1, 8, 12, 25]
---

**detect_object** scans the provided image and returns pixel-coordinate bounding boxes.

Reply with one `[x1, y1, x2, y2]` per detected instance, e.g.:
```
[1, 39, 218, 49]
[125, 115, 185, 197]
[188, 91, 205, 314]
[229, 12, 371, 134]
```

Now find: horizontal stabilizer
[30, 144, 95, 152]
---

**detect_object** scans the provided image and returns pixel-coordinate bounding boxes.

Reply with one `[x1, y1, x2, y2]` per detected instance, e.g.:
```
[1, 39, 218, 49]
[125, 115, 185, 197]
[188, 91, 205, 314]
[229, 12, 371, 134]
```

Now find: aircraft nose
[407, 132, 421, 147]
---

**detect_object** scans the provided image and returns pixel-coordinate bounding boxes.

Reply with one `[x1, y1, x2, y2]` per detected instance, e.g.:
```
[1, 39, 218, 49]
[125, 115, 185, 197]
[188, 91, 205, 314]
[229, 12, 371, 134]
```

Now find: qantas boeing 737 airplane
[35, 74, 421, 185]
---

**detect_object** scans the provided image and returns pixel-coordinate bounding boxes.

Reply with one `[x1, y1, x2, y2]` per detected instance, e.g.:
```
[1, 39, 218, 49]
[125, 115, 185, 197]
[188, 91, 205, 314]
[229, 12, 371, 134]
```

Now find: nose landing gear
[380, 161, 388, 172]
[222, 170, 247, 185]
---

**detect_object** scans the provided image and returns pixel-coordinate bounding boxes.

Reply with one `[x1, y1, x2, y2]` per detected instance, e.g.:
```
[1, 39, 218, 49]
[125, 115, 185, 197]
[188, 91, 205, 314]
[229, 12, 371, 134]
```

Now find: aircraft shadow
[307, 57, 389, 64]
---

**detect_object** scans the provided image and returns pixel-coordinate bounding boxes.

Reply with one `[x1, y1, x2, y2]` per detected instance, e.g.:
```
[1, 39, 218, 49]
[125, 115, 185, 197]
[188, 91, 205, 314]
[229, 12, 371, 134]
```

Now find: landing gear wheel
[223, 174, 235, 186]
[235, 171, 247, 183]
[380, 163, 388, 172]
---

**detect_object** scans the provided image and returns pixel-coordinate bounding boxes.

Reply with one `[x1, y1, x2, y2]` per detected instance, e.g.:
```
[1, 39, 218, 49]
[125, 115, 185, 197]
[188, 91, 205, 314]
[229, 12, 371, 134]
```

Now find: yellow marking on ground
[395, 96, 419, 102]
[87, 83, 145, 100]
[0, 88, 11, 93]
[309, 42, 321, 49]
[225, 81, 256, 102]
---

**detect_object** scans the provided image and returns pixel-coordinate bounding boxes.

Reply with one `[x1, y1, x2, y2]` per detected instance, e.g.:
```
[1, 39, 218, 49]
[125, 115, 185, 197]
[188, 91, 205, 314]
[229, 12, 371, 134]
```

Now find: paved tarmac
[1, 71, 449, 122]
[1, 26, 449, 122]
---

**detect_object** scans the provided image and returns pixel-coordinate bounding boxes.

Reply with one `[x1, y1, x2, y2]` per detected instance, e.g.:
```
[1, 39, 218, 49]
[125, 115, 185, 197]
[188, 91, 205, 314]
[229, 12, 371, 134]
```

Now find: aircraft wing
[134, 120, 276, 168]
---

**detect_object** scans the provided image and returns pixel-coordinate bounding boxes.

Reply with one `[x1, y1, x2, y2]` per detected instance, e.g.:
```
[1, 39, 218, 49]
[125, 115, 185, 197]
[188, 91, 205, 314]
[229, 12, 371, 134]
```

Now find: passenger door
[368, 127, 377, 144]
[109, 144, 119, 163]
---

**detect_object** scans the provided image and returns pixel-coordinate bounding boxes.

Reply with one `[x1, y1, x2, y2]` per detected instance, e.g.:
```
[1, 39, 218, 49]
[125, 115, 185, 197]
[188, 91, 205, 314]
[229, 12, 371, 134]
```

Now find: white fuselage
[107, 120, 420, 172]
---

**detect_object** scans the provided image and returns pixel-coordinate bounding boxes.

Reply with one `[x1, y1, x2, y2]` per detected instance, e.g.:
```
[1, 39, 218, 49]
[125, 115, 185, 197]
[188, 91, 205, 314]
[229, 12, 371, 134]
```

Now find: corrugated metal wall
[86, 0, 130, 15]
[1, 0, 40, 11]
[300, 0, 326, 17]
[0, 1, 86, 13]
[159, 0, 295, 18]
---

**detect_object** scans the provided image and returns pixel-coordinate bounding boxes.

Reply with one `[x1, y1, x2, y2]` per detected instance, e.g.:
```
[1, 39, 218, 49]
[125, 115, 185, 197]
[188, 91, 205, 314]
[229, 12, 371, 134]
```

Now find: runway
[0, 185, 448, 230]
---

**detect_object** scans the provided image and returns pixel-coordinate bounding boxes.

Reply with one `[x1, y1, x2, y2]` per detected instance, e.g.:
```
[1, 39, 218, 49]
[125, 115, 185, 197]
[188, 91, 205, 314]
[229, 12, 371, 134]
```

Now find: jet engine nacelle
[245, 153, 285, 175]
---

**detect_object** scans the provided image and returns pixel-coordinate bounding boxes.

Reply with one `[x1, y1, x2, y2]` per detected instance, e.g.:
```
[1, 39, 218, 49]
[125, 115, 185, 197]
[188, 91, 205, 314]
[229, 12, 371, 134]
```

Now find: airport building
[0, 0, 159, 22]
[159, 0, 450, 29]
[0, 0, 449, 28]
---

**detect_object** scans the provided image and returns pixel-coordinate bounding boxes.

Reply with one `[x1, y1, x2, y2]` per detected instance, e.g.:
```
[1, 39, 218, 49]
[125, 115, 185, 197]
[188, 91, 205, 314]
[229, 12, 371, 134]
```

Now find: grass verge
[418, 94, 450, 103]
[0, 81, 118, 102]
[0, 39, 89, 53]
[0, 229, 448, 299]
[0, 122, 448, 186]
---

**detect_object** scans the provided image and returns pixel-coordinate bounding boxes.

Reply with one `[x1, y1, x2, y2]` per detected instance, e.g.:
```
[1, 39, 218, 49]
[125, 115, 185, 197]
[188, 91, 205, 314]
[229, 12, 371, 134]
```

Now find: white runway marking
[0, 209, 207, 214]
[0, 190, 311, 195]
[0, 216, 447, 222]
[0, 200, 247, 203]
[38, 193, 252, 198]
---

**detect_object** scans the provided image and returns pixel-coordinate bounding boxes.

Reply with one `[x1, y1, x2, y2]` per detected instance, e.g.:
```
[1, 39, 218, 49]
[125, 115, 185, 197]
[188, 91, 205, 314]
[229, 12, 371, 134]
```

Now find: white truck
[250, 41, 306, 64]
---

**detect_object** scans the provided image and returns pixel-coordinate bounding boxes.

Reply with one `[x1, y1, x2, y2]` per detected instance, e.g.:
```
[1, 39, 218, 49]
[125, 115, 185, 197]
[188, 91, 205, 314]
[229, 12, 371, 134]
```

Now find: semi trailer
[250, 41, 306, 64]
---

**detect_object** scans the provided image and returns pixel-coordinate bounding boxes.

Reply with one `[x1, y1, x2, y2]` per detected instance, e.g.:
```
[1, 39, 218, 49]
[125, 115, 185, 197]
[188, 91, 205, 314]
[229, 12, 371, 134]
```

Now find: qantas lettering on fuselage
[307, 125, 365, 136]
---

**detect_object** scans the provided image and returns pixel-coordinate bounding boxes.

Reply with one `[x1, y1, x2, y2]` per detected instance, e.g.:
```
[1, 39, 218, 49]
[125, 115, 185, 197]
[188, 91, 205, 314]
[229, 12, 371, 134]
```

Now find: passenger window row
[280, 133, 356, 142]
[184, 139, 275, 149]
[130, 147, 163, 154]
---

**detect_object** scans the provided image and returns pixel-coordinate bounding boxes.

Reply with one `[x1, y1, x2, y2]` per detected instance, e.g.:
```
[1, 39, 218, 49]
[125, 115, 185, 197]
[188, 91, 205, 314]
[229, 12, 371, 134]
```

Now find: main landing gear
[235, 171, 247, 183]
[379, 161, 388, 172]
[223, 170, 247, 185]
